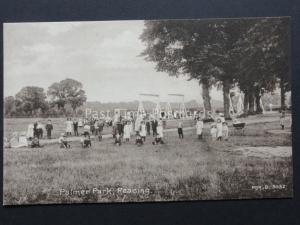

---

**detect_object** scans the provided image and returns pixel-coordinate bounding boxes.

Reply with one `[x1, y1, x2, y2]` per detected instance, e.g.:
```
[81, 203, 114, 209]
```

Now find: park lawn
[3, 121, 293, 205]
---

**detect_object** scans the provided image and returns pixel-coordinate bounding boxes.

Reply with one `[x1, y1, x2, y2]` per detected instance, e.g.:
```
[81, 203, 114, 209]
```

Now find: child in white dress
[216, 119, 223, 141]
[196, 118, 204, 140]
[210, 124, 217, 141]
[123, 121, 131, 142]
[140, 121, 147, 142]
[222, 122, 229, 141]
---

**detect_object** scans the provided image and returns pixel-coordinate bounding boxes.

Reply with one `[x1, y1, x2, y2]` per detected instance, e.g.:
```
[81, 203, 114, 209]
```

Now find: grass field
[3, 116, 293, 205]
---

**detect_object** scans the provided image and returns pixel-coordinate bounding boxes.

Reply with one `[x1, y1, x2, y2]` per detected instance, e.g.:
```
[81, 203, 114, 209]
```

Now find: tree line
[4, 78, 87, 117]
[140, 17, 291, 119]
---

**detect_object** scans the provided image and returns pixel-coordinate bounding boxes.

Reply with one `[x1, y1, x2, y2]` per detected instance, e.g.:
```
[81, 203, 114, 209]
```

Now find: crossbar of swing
[139, 93, 160, 97]
[168, 94, 184, 97]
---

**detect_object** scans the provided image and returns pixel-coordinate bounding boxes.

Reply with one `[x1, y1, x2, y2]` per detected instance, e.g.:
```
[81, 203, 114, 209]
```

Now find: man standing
[73, 119, 79, 136]
[45, 120, 53, 139]
[151, 119, 158, 136]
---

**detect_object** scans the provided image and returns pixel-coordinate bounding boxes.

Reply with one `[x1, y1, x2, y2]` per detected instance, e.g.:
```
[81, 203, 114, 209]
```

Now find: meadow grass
[3, 121, 293, 205]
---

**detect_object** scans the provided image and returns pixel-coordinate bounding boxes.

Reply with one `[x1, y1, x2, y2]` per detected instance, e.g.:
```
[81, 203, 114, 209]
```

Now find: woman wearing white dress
[157, 120, 164, 138]
[140, 121, 147, 142]
[66, 118, 73, 136]
[123, 121, 131, 142]
[27, 124, 34, 139]
[196, 118, 204, 140]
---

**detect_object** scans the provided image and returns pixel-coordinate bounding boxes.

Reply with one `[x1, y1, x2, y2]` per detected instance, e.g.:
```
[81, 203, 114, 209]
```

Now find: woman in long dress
[27, 124, 34, 139]
[196, 118, 204, 140]
[123, 121, 131, 142]
[157, 120, 164, 138]
[140, 121, 147, 141]
[66, 118, 73, 136]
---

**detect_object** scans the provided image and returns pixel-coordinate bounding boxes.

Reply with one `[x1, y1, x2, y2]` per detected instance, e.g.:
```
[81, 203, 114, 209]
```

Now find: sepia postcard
[3, 17, 293, 205]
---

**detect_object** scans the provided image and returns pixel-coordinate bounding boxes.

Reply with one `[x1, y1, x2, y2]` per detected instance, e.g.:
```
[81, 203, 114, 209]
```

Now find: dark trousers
[178, 128, 183, 139]
[47, 130, 52, 139]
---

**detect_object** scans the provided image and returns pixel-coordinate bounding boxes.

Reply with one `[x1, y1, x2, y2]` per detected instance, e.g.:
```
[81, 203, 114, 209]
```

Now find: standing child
[123, 121, 131, 142]
[222, 122, 229, 141]
[73, 119, 79, 136]
[280, 115, 285, 130]
[45, 120, 53, 139]
[146, 120, 151, 136]
[140, 121, 147, 142]
[114, 131, 122, 146]
[216, 119, 223, 141]
[196, 118, 204, 140]
[66, 118, 73, 136]
[210, 124, 217, 141]
[157, 121, 164, 140]
[37, 122, 44, 139]
[178, 120, 184, 139]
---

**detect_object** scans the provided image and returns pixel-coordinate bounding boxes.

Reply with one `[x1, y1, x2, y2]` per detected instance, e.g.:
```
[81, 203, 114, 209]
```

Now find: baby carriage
[232, 121, 246, 135]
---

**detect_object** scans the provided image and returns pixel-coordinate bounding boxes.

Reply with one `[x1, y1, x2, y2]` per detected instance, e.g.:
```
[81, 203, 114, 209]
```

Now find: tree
[140, 19, 250, 119]
[140, 20, 215, 117]
[235, 18, 290, 114]
[47, 78, 87, 113]
[15, 86, 47, 116]
[4, 96, 16, 117]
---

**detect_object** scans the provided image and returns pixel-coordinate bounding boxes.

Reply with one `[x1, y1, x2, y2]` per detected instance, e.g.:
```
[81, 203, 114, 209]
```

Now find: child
[123, 121, 131, 142]
[146, 120, 151, 136]
[152, 134, 164, 145]
[81, 133, 92, 148]
[37, 122, 44, 139]
[4, 137, 11, 148]
[30, 136, 43, 148]
[27, 123, 34, 139]
[115, 131, 122, 146]
[73, 119, 79, 136]
[97, 119, 104, 141]
[157, 121, 164, 139]
[83, 123, 91, 136]
[222, 122, 229, 141]
[135, 132, 143, 146]
[45, 120, 53, 139]
[58, 133, 70, 148]
[216, 119, 223, 141]
[140, 121, 147, 142]
[210, 124, 217, 141]
[66, 118, 73, 136]
[280, 115, 285, 130]
[196, 118, 204, 140]
[177, 120, 184, 139]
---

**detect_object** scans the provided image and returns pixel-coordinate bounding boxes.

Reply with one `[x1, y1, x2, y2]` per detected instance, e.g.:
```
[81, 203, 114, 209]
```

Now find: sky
[4, 20, 223, 103]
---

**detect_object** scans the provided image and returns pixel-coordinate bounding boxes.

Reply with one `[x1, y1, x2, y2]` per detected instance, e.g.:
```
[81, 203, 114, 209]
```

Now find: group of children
[210, 119, 229, 141]
[177, 113, 229, 141]
[113, 117, 165, 147]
